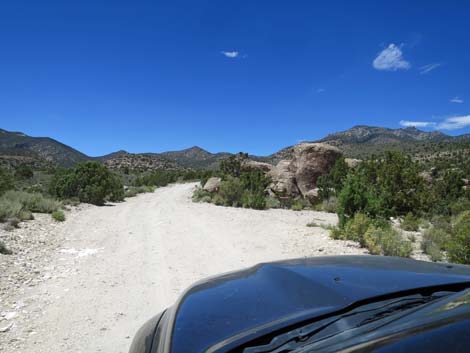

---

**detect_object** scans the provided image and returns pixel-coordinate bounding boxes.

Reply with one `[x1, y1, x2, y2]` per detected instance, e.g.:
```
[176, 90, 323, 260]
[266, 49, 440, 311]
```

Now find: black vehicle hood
[160, 256, 470, 353]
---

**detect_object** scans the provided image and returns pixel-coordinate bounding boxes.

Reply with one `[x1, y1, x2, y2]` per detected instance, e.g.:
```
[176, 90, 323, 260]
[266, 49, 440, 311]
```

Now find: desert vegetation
[134, 169, 213, 188]
[193, 153, 271, 210]
[0, 159, 216, 239]
[2, 128, 469, 265]
[49, 162, 125, 205]
[192, 147, 470, 263]
[316, 151, 470, 263]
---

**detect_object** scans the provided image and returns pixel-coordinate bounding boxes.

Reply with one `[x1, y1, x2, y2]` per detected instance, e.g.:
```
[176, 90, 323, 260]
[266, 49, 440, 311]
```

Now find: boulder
[267, 143, 342, 199]
[419, 171, 433, 184]
[463, 178, 469, 191]
[290, 143, 342, 196]
[345, 158, 361, 168]
[305, 188, 320, 204]
[203, 177, 222, 193]
[267, 160, 300, 197]
[242, 160, 274, 173]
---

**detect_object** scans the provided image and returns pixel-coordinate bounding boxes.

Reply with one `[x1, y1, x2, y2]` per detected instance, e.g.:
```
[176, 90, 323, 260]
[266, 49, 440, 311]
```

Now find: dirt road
[1, 183, 365, 353]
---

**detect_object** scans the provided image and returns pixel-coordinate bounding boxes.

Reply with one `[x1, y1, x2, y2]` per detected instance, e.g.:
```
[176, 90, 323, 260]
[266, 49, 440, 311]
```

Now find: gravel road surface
[0, 182, 366, 353]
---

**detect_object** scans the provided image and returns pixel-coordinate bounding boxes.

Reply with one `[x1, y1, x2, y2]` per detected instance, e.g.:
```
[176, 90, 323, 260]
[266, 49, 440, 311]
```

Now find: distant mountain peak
[0, 128, 89, 167]
[320, 125, 452, 145]
[2, 126, 469, 171]
[188, 145, 208, 152]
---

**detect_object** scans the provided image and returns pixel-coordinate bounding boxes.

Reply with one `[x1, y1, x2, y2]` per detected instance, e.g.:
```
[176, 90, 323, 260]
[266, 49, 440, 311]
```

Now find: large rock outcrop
[267, 160, 300, 197]
[268, 143, 342, 200]
[241, 160, 274, 173]
[203, 177, 222, 193]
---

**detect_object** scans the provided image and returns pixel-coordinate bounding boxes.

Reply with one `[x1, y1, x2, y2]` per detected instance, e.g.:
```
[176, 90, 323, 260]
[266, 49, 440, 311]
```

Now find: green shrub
[125, 185, 156, 198]
[52, 210, 65, 222]
[321, 196, 338, 213]
[364, 226, 412, 257]
[125, 188, 139, 198]
[241, 191, 266, 210]
[135, 170, 212, 187]
[0, 198, 22, 222]
[50, 162, 124, 205]
[200, 195, 212, 203]
[317, 157, 349, 200]
[447, 211, 470, 264]
[192, 188, 212, 203]
[363, 226, 383, 255]
[343, 213, 374, 246]
[215, 154, 271, 210]
[329, 214, 411, 257]
[141, 185, 156, 193]
[430, 215, 452, 234]
[0, 168, 14, 196]
[422, 227, 450, 252]
[212, 194, 225, 206]
[449, 197, 470, 215]
[418, 218, 431, 229]
[15, 164, 34, 179]
[265, 196, 281, 209]
[218, 177, 244, 207]
[219, 153, 247, 178]
[18, 210, 34, 221]
[400, 212, 419, 231]
[0, 191, 60, 224]
[2, 190, 61, 213]
[423, 242, 443, 262]
[380, 231, 413, 257]
[307, 221, 319, 227]
[61, 197, 80, 207]
[336, 173, 377, 227]
[337, 152, 427, 225]
[291, 200, 304, 211]
[328, 213, 373, 243]
[329, 226, 344, 240]
[291, 198, 310, 211]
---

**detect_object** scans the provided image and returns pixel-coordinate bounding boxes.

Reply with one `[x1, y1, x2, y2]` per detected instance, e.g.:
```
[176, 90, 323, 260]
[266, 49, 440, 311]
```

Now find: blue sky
[0, 0, 469, 156]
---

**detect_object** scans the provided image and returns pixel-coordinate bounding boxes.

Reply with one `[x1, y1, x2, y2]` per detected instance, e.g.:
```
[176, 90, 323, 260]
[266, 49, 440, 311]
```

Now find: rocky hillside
[160, 146, 231, 170]
[0, 129, 89, 167]
[0, 129, 186, 171]
[1, 126, 469, 170]
[269, 126, 470, 162]
[320, 125, 453, 145]
[101, 151, 184, 172]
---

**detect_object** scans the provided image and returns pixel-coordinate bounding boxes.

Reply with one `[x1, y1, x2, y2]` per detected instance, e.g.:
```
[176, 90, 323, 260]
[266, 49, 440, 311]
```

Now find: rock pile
[267, 143, 342, 201]
[0, 210, 75, 350]
[202, 143, 342, 204]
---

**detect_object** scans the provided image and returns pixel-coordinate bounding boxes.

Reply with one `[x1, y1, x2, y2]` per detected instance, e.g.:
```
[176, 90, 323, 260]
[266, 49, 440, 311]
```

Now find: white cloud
[399, 120, 436, 128]
[373, 44, 411, 71]
[419, 63, 442, 75]
[437, 115, 470, 130]
[400, 115, 470, 131]
[316, 88, 325, 93]
[450, 96, 464, 104]
[221, 51, 239, 58]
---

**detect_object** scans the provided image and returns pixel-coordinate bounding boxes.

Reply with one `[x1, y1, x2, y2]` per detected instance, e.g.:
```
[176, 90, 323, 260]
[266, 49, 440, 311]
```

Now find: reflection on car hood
[166, 256, 470, 353]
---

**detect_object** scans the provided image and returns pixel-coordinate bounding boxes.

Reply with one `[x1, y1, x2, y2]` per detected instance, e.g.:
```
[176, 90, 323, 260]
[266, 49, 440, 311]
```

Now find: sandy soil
[0, 182, 367, 353]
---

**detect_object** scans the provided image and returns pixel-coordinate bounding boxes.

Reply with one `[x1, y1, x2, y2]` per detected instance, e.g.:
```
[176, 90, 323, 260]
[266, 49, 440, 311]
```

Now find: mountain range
[1, 126, 469, 170]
